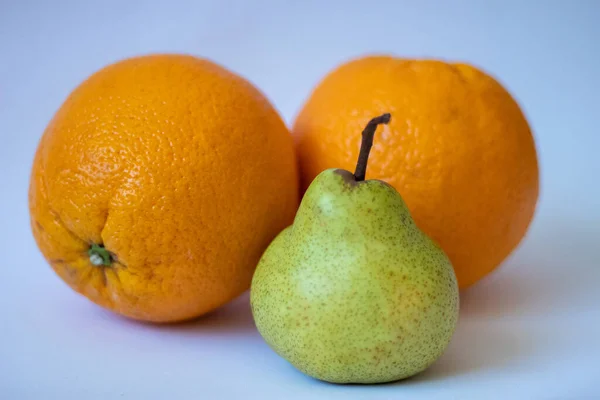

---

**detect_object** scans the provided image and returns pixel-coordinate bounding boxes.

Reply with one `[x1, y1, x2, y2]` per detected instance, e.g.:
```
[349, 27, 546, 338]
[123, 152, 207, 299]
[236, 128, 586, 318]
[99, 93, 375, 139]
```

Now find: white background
[1, 1, 599, 399]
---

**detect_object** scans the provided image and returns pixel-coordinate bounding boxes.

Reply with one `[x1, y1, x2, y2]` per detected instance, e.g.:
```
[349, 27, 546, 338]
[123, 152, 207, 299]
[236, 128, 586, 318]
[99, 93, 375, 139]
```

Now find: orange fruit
[293, 56, 539, 289]
[29, 54, 298, 322]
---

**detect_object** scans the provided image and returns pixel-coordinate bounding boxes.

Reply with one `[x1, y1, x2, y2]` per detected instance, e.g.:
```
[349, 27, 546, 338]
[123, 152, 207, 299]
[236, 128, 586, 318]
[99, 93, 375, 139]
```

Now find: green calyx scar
[88, 244, 112, 267]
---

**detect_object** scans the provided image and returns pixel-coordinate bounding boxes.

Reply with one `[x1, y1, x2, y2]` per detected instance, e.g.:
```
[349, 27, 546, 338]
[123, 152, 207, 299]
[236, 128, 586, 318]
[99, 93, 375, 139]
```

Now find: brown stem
[353, 113, 391, 181]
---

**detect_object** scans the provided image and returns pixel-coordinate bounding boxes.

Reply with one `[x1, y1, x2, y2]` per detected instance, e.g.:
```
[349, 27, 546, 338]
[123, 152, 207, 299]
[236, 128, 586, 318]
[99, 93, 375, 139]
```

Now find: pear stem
[354, 113, 391, 182]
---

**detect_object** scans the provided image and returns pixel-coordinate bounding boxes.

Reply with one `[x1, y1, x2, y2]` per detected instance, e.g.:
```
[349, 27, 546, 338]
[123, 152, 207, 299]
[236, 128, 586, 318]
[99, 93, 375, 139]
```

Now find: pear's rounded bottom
[292, 359, 436, 385]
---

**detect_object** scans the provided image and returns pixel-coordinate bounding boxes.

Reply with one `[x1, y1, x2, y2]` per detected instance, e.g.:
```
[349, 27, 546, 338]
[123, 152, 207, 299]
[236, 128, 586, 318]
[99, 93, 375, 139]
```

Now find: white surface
[1, 1, 599, 399]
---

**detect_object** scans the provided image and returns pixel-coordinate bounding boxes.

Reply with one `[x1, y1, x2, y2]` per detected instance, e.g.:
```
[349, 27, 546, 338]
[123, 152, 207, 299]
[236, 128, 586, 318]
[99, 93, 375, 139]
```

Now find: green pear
[250, 114, 459, 384]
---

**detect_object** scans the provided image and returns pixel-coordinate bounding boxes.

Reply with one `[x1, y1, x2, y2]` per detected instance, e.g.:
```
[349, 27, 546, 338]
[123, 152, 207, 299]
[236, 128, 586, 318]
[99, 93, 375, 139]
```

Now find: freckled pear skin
[250, 115, 459, 384]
